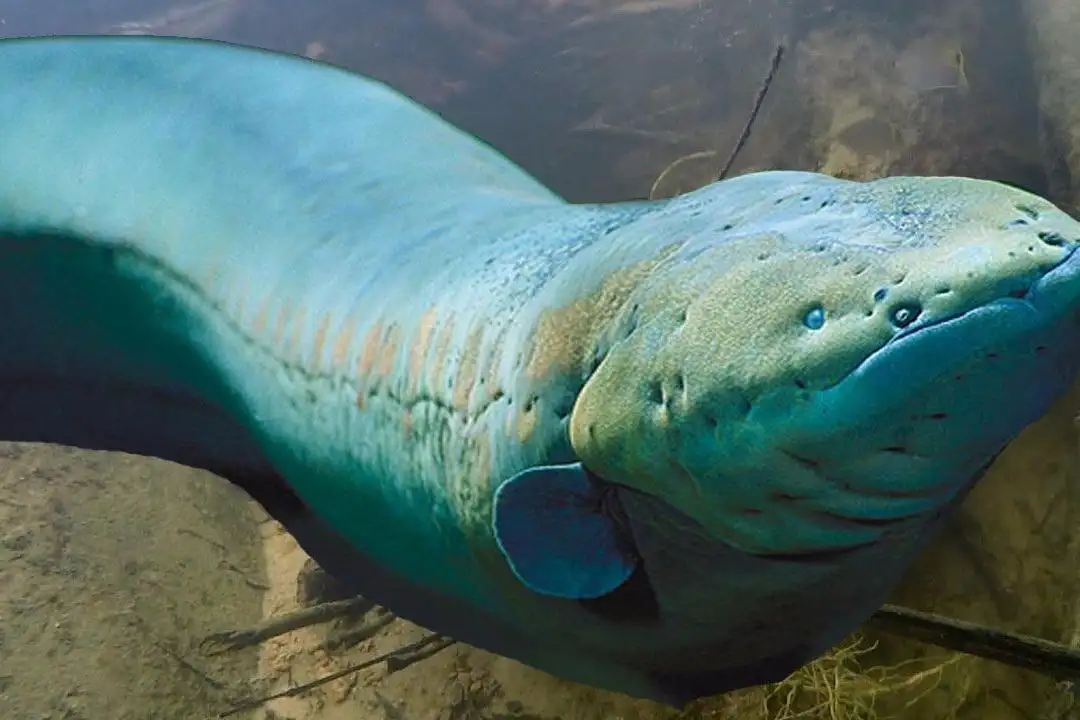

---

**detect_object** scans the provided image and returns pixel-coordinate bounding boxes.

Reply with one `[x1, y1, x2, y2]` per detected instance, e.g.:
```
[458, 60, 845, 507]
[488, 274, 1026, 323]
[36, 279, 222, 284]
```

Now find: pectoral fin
[492, 462, 638, 599]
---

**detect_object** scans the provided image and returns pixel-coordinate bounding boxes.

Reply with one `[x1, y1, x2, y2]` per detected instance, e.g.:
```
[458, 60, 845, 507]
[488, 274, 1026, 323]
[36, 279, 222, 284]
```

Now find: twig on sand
[199, 596, 373, 655]
[716, 41, 785, 181]
[211, 598, 1080, 717]
[217, 633, 456, 718]
[385, 634, 457, 673]
[317, 608, 398, 653]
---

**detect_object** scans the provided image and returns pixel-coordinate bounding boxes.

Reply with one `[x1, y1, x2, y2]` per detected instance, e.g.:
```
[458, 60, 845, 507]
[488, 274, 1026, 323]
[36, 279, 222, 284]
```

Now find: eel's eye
[803, 305, 825, 330]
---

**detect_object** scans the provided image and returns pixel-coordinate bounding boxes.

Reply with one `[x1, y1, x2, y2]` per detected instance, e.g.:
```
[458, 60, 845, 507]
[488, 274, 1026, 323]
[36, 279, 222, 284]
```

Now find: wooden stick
[869, 603, 1080, 681]
[199, 596, 372, 655]
[716, 42, 785, 181]
[216, 634, 454, 718]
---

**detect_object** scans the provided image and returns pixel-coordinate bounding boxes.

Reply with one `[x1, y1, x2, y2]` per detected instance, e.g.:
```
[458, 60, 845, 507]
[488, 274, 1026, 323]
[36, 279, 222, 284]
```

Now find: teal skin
[2, 35, 1080, 705]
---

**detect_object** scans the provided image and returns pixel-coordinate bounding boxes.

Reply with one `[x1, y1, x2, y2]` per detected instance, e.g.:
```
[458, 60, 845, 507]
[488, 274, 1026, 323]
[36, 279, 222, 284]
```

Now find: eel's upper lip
[875, 243, 1080, 352]
[817, 242, 1080, 396]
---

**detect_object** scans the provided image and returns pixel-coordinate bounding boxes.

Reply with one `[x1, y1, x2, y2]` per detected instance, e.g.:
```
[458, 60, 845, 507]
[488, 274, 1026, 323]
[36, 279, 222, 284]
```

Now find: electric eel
[2, 35, 1080, 705]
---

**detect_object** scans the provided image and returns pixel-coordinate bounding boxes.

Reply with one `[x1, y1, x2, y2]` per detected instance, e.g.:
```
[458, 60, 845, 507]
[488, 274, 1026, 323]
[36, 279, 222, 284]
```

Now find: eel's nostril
[890, 303, 922, 329]
[1015, 203, 1041, 220]
[1037, 231, 1068, 247]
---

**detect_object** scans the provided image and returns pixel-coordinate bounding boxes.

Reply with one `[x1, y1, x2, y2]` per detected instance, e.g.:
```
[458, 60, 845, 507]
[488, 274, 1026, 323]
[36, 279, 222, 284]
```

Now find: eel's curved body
[3, 35, 1080, 704]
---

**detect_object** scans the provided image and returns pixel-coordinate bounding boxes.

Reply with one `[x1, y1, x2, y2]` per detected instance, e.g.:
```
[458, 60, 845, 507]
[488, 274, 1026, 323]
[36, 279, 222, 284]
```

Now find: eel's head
[492, 173, 1080, 700]
[567, 173, 1080, 558]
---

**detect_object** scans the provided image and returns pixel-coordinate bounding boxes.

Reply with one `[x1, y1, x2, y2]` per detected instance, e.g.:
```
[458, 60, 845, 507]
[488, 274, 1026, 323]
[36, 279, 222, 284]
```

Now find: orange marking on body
[452, 324, 485, 413]
[251, 296, 272, 337]
[357, 321, 385, 379]
[430, 317, 456, 390]
[378, 324, 402, 379]
[525, 247, 681, 380]
[332, 314, 358, 371]
[311, 312, 332, 369]
[274, 302, 291, 348]
[409, 307, 439, 395]
[288, 306, 308, 362]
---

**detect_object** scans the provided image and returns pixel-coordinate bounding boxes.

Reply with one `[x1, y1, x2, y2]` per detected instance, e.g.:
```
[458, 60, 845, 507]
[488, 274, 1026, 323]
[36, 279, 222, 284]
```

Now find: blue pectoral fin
[492, 462, 638, 599]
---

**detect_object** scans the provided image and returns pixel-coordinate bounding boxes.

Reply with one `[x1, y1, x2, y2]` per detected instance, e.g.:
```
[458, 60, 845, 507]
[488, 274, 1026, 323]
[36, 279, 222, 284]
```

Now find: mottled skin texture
[2, 36, 1080, 705]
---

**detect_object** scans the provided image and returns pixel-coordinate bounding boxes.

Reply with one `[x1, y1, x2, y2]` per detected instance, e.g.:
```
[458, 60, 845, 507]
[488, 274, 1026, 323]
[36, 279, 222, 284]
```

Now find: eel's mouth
[769, 242, 1080, 537]
[878, 243, 1080, 357]
[816, 240, 1080, 413]
[698, 241, 1080, 559]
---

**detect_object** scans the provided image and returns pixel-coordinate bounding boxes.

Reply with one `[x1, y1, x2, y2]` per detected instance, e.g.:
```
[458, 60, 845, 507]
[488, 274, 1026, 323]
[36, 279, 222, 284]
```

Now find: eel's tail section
[0, 36, 613, 697]
[0, 34, 565, 475]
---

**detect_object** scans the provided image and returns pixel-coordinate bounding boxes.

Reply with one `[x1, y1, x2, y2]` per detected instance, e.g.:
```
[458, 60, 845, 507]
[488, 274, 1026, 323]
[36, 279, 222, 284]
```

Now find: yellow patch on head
[525, 246, 681, 381]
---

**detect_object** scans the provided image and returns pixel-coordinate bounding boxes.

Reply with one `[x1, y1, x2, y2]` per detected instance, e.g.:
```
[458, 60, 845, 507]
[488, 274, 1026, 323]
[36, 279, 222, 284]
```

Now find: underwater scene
[2, 0, 1080, 719]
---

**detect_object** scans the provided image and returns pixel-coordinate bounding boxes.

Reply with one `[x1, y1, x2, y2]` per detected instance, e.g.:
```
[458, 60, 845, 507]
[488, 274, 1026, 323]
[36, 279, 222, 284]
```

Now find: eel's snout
[1028, 224, 1080, 311]
[802, 196, 1080, 445]
[759, 195, 1080, 553]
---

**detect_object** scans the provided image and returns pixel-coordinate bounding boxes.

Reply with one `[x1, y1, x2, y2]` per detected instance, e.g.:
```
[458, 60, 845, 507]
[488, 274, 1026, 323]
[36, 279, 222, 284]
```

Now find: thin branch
[207, 597, 1080, 717]
[199, 597, 372, 655]
[317, 609, 397, 653]
[869, 603, 1080, 681]
[717, 42, 785, 181]
[385, 634, 456, 673]
[217, 634, 455, 718]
